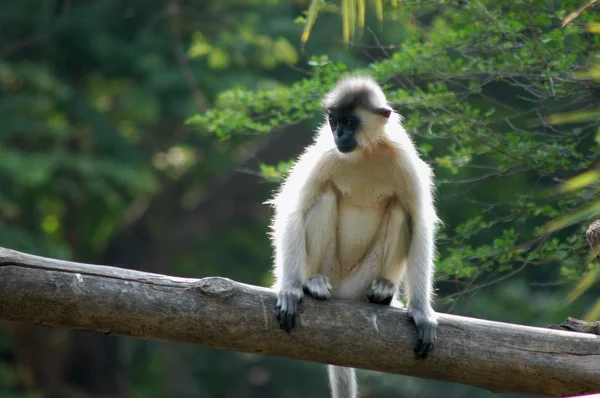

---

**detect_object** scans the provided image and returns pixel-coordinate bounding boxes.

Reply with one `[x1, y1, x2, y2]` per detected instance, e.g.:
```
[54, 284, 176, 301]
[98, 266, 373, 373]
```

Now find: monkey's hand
[407, 306, 437, 359]
[366, 278, 395, 305]
[276, 287, 303, 332]
[303, 275, 332, 299]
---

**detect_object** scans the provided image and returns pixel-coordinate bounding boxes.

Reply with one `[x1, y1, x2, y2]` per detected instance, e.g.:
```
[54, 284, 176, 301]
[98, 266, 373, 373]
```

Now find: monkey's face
[328, 111, 360, 153]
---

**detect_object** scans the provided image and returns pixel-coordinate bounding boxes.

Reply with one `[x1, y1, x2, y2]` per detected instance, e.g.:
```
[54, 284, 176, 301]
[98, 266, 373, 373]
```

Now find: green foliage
[299, 0, 393, 43]
[260, 160, 295, 182]
[193, 0, 600, 295]
[543, 18, 600, 322]
[188, 29, 299, 70]
[3, 0, 600, 397]
[1, 1, 396, 397]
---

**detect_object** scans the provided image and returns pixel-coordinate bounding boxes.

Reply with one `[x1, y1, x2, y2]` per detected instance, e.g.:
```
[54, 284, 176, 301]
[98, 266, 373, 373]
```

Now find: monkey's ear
[376, 106, 392, 119]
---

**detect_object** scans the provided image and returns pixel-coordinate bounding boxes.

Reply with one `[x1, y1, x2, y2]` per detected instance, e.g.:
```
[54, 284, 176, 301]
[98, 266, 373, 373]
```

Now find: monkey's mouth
[337, 144, 356, 153]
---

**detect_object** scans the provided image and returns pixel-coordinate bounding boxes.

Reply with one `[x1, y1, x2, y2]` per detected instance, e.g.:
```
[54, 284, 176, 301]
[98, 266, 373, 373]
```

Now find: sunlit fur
[322, 75, 388, 113]
[267, 74, 440, 398]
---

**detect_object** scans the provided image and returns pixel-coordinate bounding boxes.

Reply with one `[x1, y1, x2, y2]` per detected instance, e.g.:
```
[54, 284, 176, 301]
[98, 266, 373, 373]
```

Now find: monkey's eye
[343, 119, 355, 128]
[328, 117, 337, 128]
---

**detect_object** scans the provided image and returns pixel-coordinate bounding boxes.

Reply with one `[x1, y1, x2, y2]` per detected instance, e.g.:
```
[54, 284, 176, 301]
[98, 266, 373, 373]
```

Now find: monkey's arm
[404, 162, 439, 359]
[271, 147, 333, 331]
[272, 207, 307, 331]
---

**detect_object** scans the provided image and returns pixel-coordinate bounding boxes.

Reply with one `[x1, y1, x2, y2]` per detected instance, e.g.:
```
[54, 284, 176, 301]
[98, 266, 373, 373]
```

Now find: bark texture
[1, 246, 599, 397]
[549, 317, 600, 336]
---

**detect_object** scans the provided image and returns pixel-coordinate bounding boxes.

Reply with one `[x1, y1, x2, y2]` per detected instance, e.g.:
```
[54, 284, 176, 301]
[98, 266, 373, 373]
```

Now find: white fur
[268, 75, 440, 398]
[366, 278, 396, 302]
[328, 365, 358, 398]
[304, 275, 332, 299]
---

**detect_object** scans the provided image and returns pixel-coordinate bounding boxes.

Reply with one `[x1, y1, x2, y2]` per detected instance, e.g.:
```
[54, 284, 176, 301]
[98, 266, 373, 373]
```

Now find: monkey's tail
[328, 365, 357, 398]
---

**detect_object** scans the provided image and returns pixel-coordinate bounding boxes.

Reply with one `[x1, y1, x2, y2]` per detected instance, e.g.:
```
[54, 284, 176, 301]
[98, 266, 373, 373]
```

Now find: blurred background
[1, 0, 599, 397]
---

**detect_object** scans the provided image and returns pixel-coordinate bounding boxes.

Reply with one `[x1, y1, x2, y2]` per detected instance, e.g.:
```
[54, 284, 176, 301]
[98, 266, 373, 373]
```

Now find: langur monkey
[268, 75, 440, 398]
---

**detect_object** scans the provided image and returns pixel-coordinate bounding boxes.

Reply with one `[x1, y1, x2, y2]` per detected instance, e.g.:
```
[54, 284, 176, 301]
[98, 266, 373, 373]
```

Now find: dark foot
[276, 287, 303, 332]
[366, 278, 395, 305]
[408, 306, 437, 359]
[303, 275, 332, 299]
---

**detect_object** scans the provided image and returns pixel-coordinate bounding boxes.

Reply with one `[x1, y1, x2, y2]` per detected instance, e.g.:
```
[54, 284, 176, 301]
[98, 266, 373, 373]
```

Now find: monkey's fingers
[275, 304, 283, 324]
[275, 290, 302, 332]
[288, 293, 297, 329]
[407, 307, 437, 359]
[276, 302, 293, 332]
[414, 324, 436, 359]
[408, 309, 437, 358]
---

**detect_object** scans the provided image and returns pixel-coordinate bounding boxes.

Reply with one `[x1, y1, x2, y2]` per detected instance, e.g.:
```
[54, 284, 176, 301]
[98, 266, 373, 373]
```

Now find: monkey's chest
[332, 167, 397, 208]
[332, 175, 396, 272]
[335, 205, 386, 268]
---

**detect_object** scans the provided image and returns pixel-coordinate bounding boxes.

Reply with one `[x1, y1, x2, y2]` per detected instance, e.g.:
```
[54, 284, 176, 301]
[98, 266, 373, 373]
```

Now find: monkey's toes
[366, 278, 395, 305]
[275, 289, 303, 332]
[303, 275, 332, 299]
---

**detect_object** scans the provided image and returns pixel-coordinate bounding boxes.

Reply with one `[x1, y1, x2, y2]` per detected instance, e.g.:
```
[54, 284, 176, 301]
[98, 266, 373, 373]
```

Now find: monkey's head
[322, 75, 393, 154]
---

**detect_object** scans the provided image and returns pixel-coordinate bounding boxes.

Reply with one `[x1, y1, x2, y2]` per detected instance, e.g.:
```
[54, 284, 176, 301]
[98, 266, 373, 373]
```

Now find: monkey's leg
[303, 187, 337, 300]
[366, 202, 410, 305]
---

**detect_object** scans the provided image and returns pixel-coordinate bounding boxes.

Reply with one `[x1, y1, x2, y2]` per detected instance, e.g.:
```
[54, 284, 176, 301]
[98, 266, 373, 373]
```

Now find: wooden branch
[1, 247, 599, 397]
[549, 317, 600, 336]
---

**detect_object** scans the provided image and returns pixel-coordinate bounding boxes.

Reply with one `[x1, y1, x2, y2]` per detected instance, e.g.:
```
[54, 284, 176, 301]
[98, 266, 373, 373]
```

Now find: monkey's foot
[276, 287, 303, 332]
[303, 275, 332, 299]
[407, 306, 438, 359]
[366, 278, 395, 305]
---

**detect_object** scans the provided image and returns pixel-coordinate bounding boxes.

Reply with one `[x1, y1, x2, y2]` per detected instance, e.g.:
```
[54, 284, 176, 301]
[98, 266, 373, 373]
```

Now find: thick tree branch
[549, 317, 600, 336]
[0, 246, 599, 397]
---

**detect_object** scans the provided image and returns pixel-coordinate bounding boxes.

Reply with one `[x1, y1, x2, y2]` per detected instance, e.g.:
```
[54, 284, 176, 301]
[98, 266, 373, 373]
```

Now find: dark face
[328, 111, 360, 153]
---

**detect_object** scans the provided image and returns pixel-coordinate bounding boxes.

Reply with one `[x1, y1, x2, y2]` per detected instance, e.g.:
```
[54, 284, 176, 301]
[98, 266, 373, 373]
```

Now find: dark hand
[276, 287, 303, 332]
[408, 306, 437, 359]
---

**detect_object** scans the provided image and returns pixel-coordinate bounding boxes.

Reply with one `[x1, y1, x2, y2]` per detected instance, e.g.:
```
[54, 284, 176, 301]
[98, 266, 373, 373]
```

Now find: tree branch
[549, 317, 600, 336]
[0, 246, 598, 397]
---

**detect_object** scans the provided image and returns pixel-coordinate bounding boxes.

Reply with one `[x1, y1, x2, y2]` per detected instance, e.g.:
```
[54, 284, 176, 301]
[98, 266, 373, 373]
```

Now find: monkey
[267, 74, 440, 398]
